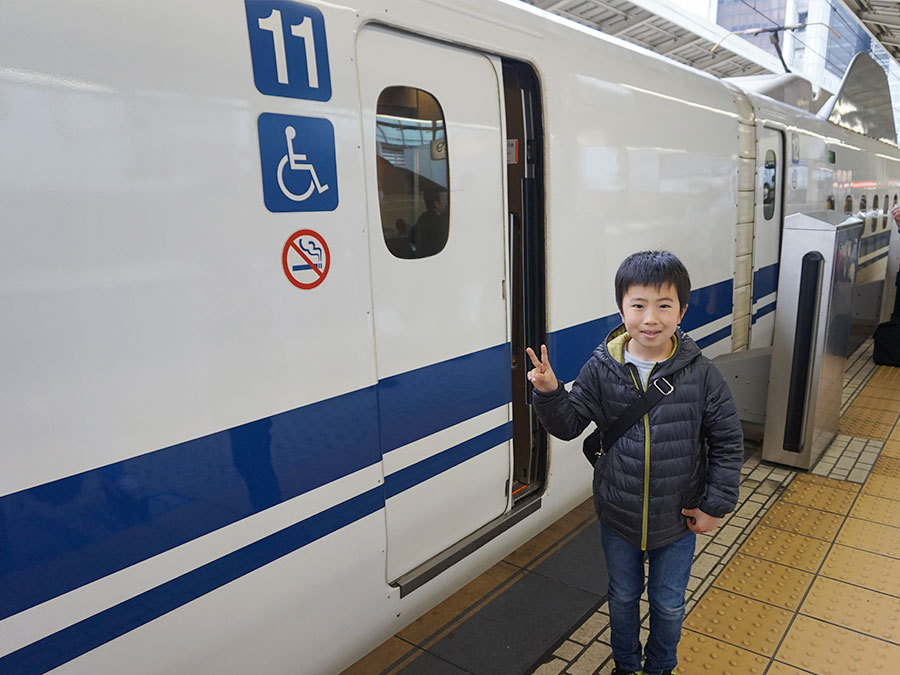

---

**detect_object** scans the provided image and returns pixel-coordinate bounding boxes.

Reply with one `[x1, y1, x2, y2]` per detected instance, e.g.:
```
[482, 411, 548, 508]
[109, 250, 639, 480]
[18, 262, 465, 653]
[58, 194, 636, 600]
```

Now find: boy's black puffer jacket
[533, 326, 743, 551]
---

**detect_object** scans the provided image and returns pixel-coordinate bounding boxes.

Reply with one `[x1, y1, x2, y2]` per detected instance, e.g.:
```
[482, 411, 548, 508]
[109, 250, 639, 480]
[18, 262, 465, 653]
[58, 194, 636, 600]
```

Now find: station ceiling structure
[844, 0, 900, 63]
[521, 0, 900, 79]
[520, 0, 782, 77]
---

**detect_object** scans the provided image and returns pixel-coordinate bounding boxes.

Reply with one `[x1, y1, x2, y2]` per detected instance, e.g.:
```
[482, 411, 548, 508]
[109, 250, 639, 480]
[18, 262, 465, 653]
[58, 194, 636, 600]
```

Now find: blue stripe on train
[859, 231, 891, 262]
[385, 422, 513, 498]
[859, 249, 889, 269]
[0, 344, 512, 622]
[752, 301, 777, 324]
[0, 488, 384, 675]
[753, 263, 779, 303]
[0, 387, 382, 622]
[378, 344, 511, 453]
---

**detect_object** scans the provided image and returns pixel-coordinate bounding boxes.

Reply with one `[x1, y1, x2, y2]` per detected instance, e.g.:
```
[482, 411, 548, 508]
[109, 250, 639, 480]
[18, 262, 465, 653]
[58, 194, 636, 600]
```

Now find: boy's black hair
[615, 250, 691, 311]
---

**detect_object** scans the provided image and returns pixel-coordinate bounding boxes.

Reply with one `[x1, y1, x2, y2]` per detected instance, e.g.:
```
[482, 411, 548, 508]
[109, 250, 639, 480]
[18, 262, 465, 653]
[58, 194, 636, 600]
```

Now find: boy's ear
[678, 304, 689, 323]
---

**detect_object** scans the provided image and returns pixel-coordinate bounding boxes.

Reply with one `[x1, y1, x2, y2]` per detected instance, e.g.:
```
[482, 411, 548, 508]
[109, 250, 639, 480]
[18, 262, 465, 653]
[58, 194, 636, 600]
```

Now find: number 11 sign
[245, 1, 332, 101]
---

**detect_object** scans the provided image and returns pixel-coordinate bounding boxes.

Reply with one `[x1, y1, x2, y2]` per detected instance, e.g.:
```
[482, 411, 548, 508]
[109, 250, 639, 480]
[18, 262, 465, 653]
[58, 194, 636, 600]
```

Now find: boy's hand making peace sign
[526, 345, 560, 394]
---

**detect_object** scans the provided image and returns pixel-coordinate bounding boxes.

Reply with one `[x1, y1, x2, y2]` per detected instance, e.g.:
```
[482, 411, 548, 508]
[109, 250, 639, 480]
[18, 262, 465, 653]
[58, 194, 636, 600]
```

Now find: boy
[526, 251, 743, 675]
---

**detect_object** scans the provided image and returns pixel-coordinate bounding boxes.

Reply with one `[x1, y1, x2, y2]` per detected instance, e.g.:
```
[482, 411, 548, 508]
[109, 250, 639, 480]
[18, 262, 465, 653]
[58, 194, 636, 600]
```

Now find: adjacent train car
[1, 1, 897, 673]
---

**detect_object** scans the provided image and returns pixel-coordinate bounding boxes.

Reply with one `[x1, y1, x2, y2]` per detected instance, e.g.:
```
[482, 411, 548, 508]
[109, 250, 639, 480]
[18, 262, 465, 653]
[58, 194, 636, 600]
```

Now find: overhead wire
[734, 0, 780, 28]
[731, 0, 900, 91]
[732, 0, 833, 69]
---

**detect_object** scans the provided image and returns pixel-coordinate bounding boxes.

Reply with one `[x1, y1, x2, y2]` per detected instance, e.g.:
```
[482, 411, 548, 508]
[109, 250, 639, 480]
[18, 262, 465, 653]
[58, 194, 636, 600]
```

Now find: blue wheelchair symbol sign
[245, 0, 331, 101]
[258, 113, 338, 212]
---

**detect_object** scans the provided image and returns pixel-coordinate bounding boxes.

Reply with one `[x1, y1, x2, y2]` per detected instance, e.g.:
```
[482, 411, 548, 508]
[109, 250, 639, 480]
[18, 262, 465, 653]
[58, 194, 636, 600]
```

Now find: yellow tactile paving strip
[677, 630, 769, 674]
[836, 517, 900, 558]
[866, 366, 900, 388]
[786, 472, 859, 492]
[779, 478, 857, 514]
[839, 404, 897, 439]
[711, 553, 813, 611]
[820, 544, 900, 596]
[759, 501, 844, 540]
[683, 588, 792, 656]
[851, 492, 900, 527]
[766, 663, 811, 675]
[777, 615, 900, 673]
[802, 576, 900, 643]
[882, 439, 900, 458]
[853, 383, 900, 400]
[872, 454, 900, 477]
[739, 525, 830, 573]
[682, 366, 900, 675]
[860, 472, 900, 499]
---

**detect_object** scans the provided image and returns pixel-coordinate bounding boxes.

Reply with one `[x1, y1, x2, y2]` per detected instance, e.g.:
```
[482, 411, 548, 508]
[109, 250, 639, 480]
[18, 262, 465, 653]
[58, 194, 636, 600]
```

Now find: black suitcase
[874, 318, 900, 366]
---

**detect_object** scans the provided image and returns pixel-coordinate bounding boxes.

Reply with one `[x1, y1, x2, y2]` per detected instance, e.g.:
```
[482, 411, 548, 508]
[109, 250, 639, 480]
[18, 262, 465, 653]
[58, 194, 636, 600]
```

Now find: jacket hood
[599, 324, 701, 381]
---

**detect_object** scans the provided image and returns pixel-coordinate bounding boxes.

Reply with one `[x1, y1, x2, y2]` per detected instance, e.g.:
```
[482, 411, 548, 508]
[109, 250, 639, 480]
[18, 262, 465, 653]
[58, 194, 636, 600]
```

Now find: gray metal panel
[762, 212, 863, 469]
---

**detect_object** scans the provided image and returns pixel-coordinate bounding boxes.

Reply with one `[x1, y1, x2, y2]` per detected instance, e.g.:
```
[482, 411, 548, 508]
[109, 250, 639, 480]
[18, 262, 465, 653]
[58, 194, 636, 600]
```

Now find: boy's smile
[619, 282, 688, 362]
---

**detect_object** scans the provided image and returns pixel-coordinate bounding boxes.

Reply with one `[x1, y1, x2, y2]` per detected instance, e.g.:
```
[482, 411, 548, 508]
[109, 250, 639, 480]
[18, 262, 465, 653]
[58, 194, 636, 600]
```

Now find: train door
[750, 127, 784, 348]
[358, 27, 512, 585]
[503, 62, 546, 502]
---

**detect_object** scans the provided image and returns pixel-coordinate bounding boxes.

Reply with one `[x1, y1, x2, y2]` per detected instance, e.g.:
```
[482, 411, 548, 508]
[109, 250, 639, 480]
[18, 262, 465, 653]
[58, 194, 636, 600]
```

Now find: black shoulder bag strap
[582, 376, 674, 466]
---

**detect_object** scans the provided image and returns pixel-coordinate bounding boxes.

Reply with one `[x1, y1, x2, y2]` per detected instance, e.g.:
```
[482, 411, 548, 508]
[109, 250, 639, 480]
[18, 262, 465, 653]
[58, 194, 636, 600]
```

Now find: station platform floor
[345, 338, 900, 675]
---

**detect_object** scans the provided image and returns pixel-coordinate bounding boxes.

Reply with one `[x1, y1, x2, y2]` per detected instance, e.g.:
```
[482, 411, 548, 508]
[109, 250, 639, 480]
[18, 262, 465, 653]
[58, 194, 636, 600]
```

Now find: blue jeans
[600, 525, 695, 675]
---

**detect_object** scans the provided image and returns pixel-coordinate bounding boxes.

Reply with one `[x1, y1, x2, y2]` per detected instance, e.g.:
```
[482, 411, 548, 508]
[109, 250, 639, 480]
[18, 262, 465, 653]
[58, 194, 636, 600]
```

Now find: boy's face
[619, 282, 688, 362]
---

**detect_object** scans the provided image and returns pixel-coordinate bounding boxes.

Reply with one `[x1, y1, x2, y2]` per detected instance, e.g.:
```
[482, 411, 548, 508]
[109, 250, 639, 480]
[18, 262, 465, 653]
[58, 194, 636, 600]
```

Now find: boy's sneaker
[610, 666, 644, 675]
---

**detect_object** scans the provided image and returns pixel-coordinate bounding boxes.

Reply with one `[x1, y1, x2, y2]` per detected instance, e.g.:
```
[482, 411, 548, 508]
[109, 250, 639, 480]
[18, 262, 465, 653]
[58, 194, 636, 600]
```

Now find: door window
[376, 87, 449, 260]
[763, 150, 777, 220]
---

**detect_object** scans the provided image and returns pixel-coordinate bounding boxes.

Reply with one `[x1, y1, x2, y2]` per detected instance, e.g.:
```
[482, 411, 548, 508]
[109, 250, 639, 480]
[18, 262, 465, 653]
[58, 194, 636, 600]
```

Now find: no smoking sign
[282, 229, 330, 289]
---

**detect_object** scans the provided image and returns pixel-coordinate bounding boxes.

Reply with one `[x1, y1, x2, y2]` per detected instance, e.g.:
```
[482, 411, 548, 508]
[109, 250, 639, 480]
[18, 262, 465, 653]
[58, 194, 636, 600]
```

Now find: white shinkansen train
[1, 1, 898, 672]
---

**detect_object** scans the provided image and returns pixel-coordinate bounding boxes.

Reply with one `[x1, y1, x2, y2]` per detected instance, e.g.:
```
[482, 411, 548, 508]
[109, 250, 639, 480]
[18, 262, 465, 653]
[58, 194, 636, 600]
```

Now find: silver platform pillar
[762, 211, 862, 469]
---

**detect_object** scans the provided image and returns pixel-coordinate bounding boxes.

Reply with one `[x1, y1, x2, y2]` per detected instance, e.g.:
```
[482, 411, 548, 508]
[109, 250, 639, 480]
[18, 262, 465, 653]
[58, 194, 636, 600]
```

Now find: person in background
[410, 185, 449, 257]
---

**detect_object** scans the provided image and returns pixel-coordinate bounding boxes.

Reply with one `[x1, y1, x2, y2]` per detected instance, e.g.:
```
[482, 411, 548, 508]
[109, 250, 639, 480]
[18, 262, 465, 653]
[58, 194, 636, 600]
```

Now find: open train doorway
[503, 60, 547, 504]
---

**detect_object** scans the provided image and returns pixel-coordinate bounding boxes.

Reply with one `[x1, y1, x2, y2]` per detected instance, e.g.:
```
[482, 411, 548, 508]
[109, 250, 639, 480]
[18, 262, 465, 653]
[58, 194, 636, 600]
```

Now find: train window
[843, 196, 853, 214]
[375, 87, 449, 259]
[873, 195, 879, 232]
[825, 196, 835, 210]
[860, 195, 869, 231]
[763, 150, 776, 220]
[884, 195, 890, 229]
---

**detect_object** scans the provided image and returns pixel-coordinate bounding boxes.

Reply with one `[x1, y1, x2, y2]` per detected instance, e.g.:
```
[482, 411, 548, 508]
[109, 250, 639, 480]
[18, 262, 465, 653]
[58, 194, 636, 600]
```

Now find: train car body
[0, 1, 897, 673]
